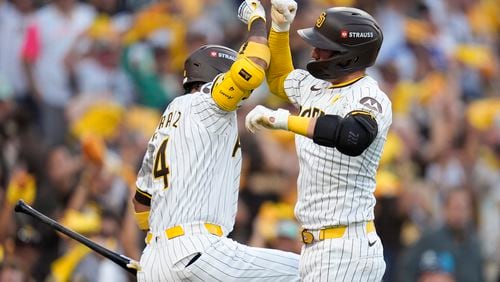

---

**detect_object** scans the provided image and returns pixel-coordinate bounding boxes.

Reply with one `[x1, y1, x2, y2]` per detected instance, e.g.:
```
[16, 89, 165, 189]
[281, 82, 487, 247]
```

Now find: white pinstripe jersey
[284, 70, 392, 229]
[135, 82, 241, 234]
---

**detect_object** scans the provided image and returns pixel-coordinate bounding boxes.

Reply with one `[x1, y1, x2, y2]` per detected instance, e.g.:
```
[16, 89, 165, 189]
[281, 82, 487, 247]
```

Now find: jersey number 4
[153, 138, 170, 189]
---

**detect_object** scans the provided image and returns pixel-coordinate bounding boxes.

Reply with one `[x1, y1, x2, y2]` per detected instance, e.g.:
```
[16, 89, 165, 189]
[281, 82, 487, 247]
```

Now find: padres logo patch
[359, 97, 382, 113]
[316, 12, 326, 28]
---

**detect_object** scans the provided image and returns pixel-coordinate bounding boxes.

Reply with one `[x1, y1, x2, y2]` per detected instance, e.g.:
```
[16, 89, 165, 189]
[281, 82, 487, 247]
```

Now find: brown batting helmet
[298, 7, 383, 80]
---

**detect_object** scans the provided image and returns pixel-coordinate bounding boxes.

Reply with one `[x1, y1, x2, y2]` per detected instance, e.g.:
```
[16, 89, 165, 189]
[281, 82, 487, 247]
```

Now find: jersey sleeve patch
[359, 97, 383, 113]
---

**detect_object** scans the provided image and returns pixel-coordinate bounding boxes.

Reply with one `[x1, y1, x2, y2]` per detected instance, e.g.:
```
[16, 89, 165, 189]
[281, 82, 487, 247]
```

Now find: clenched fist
[245, 105, 290, 133]
[271, 0, 297, 32]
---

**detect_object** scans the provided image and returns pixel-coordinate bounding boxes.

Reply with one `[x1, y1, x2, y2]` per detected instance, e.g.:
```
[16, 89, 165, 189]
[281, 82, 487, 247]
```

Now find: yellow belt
[145, 223, 223, 244]
[301, 221, 375, 244]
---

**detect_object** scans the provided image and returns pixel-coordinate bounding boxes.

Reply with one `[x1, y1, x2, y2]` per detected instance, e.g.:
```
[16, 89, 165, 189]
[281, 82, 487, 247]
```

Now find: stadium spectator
[398, 188, 484, 282]
[21, 0, 95, 147]
[0, 0, 498, 280]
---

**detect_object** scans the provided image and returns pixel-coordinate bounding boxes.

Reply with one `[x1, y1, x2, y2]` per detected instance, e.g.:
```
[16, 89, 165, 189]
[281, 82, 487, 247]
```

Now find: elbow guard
[313, 111, 378, 156]
[212, 56, 265, 111]
[230, 56, 265, 90]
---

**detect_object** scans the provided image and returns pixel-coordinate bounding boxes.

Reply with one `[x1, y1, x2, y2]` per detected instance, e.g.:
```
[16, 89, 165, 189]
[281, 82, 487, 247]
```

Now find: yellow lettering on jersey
[299, 107, 325, 118]
[232, 137, 241, 157]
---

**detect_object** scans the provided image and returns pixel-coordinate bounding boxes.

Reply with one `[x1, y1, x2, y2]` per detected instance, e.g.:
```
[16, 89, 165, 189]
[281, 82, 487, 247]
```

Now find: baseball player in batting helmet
[181, 45, 238, 93]
[132, 1, 300, 281]
[297, 7, 383, 79]
[245, 2, 391, 281]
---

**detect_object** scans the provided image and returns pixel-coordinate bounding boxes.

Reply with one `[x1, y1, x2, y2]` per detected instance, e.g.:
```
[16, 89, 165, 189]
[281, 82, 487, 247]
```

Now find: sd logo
[316, 12, 326, 28]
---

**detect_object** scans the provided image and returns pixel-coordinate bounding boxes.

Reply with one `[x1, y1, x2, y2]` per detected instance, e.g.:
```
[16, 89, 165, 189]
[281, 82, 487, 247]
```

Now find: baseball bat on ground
[14, 199, 140, 276]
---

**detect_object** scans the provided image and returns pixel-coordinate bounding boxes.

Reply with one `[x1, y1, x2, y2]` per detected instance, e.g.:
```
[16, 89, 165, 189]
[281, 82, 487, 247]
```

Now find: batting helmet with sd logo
[297, 7, 383, 80]
[183, 45, 238, 92]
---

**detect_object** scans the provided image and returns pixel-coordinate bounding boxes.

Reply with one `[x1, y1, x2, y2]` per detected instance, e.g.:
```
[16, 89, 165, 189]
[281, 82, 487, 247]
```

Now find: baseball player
[132, 1, 299, 281]
[245, 2, 391, 281]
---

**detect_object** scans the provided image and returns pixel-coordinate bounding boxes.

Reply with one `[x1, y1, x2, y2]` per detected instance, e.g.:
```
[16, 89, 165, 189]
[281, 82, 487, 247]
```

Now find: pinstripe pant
[299, 222, 386, 282]
[138, 233, 300, 281]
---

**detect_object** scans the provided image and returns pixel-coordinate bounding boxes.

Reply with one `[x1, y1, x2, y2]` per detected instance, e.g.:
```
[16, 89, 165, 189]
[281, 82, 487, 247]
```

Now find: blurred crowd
[0, 0, 498, 281]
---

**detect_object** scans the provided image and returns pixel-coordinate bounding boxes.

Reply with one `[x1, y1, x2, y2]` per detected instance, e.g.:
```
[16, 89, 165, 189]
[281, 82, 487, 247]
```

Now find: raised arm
[210, 0, 271, 112]
[266, 0, 297, 100]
